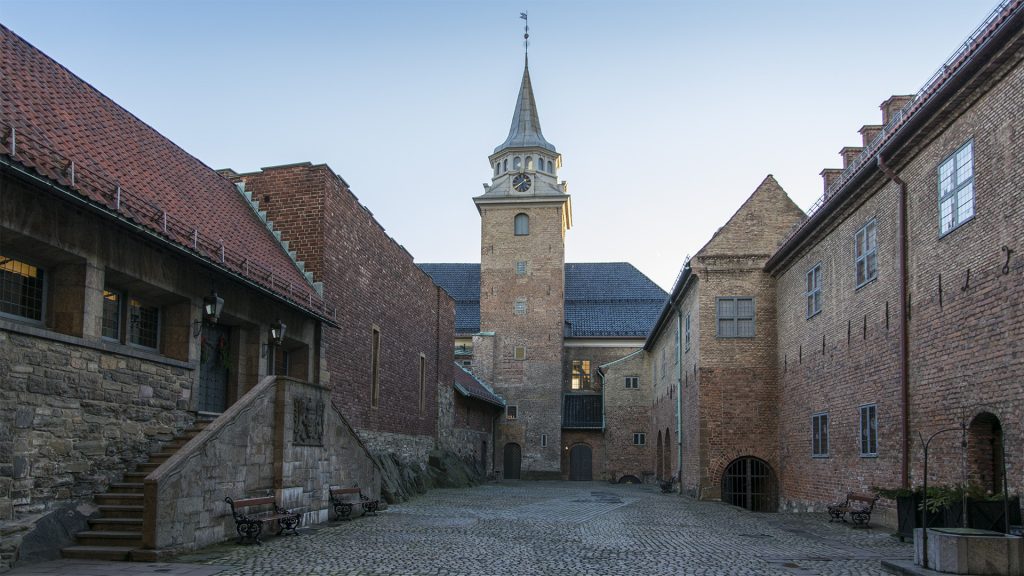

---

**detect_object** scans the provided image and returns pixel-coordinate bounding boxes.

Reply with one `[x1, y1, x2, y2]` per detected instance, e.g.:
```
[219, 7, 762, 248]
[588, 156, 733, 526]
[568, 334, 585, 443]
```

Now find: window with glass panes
[859, 404, 878, 456]
[571, 360, 591, 389]
[855, 220, 878, 287]
[806, 264, 822, 318]
[0, 257, 45, 321]
[101, 290, 121, 340]
[717, 297, 754, 338]
[624, 376, 639, 389]
[127, 297, 159, 349]
[633, 432, 646, 446]
[812, 413, 829, 457]
[938, 141, 974, 235]
[684, 313, 691, 351]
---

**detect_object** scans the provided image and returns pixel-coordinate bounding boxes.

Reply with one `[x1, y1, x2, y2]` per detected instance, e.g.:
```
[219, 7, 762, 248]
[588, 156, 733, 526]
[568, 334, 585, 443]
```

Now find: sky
[0, 0, 1002, 290]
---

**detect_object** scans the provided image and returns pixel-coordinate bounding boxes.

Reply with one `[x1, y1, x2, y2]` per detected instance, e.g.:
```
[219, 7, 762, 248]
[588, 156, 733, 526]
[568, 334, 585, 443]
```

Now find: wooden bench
[328, 486, 379, 521]
[659, 478, 676, 494]
[224, 496, 301, 545]
[827, 492, 879, 527]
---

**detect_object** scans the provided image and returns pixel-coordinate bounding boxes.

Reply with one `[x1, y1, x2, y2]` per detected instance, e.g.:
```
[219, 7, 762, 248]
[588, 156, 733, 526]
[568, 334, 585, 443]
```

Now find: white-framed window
[859, 404, 878, 456]
[717, 297, 754, 338]
[855, 220, 878, 288]
[0, 256, 46, 323]
[684, 313, 691, 352]
[624, 376, 639, 389]
[806, 264, 822, 318]
[516, 260, 527, 276]
[812, 412, 829, 457]
[514, 346, 526, 361]
[514, 213, 529, 236]
[939, 140, 974, 235]
[571, 360, 591, 389]
[514, 298, 527, 315]
[127, 297, 160, 350]
[506, 405, 518, 420]
[633, 432, 646, 446]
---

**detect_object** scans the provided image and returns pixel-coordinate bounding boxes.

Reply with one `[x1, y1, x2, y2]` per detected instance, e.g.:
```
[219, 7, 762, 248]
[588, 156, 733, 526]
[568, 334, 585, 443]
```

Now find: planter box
[898, 495, 1022, 539]
[915, 528, 1024, 575]
[898, 494, 946, 540]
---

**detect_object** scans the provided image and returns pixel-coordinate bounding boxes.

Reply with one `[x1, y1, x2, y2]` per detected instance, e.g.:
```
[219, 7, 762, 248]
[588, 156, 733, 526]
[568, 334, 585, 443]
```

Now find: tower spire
[494, 12, 556, 154]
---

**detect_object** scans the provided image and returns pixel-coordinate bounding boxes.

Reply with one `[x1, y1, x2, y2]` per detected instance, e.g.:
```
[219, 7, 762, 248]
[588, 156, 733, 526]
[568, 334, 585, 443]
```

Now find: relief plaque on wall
[292, 395, 325, 446]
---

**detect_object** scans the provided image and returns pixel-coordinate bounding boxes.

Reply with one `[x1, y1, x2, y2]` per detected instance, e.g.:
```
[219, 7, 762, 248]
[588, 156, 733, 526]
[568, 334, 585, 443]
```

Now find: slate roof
[494, 56, 556, 154]
[453, 363, 506, 408]
[419, 262, 666, 338]
[0, 25, 331, 320]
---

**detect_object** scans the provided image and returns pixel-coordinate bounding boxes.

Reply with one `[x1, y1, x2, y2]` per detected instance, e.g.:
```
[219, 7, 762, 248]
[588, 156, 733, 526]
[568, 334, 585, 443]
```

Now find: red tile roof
[0, 25, 333, 320]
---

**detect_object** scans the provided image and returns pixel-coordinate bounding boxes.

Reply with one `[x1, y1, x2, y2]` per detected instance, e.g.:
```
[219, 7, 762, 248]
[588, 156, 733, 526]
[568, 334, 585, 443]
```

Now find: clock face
[512, 173, 532, 193]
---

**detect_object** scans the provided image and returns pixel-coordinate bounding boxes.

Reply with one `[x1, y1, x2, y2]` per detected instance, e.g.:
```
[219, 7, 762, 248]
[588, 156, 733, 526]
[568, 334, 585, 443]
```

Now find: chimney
[880, 95, 915, 125]
[859, 125, 883, 148]
[840, 146, 863, 169]
[820, 168, 844, 197]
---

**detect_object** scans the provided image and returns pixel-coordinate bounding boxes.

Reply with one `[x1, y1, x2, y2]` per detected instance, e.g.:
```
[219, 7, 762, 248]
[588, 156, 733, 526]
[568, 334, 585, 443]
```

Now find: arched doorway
[656, 431, 664, 479]
[722, 456, 778, 512]
[967, 412, 1004, 493]
[503, 443, 521, 480]
[569, 444, 593, 481]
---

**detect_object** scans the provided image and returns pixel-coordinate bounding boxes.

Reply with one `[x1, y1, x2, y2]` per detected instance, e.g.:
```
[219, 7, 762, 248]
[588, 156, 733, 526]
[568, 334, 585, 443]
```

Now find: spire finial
[520, 11, 529, 58]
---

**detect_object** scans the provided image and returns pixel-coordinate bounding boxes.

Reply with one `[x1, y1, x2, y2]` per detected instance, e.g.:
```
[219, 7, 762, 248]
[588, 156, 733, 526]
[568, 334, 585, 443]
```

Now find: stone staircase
[61, 418, 212, 561]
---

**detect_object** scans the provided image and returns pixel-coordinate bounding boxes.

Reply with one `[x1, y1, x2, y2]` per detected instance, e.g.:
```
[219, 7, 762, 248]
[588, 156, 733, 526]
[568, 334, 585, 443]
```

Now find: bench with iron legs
[224, 496, 301, 545]
[329, 486, 379, 521]
[827, 492, 879, 527]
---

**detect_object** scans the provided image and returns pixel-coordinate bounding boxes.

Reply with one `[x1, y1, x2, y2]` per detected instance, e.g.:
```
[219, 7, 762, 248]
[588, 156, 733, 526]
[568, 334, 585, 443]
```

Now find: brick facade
[228, 164, 455, 466]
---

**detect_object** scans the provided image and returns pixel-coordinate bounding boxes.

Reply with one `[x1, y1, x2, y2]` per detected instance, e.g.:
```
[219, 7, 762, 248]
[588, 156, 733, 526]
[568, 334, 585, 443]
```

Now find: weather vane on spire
[521, 11, 529, 55]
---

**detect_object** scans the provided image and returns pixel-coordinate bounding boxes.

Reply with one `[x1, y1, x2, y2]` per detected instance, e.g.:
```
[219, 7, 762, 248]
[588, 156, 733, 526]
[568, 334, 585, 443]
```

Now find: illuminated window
[571, 360, 591, 389]
[0, 256, 45, 322]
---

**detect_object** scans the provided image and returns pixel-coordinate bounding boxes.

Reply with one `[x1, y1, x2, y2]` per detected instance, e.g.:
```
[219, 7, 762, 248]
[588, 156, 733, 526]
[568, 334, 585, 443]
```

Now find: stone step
[107, 482, 144, 494]
[95, 493, 143, 506]
[88, 517, 142, 531]
[122, 472, 147, 483]
[74, 530, 142, 548]
[146, 452, 175, 464]
[60, 545, 135, 561]
[136, 462, 160, 473]
[96, 504, 144, 519]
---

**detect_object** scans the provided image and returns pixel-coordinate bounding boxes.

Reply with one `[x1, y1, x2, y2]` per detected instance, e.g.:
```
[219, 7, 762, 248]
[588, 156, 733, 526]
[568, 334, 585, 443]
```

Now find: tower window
[547, 160, 553, 173]
[514, 213, 529, 236]
[503, 159, 507, 172]
[526, 156, 534, 171]
[494, 163, 499, 177]
[513, 157, 521, 170]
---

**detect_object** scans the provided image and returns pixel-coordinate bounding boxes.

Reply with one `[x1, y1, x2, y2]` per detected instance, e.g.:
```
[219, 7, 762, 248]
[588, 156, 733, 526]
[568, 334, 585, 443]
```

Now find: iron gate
[722, 456, 777, 512]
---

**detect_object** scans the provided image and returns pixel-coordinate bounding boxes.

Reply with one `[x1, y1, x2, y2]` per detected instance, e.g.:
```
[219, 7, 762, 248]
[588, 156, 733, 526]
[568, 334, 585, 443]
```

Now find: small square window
[514, 299, 527, 315]
[516, 261, 527, 276]
[514, 346, 526, 360]
[812, 412, 829, 457]
[624, 376, 639, 389]
[717, 297, 754, 338]
[506, 405, 518, 420]
[633, 432, 646, 446]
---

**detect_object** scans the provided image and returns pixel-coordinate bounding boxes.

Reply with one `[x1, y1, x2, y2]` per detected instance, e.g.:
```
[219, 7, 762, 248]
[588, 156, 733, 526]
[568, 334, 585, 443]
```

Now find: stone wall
[601, 351, 653, 483]
[143, 375, 380, 553]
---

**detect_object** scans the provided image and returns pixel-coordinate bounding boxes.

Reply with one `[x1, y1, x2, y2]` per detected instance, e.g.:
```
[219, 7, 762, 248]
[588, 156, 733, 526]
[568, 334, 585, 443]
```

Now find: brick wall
[601, 351, 653, 483]
[230, 165, 455, 464]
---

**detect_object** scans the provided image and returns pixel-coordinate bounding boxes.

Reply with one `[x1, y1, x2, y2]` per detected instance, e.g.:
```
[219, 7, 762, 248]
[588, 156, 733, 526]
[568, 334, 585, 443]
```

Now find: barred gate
[722, 457, 778, 512]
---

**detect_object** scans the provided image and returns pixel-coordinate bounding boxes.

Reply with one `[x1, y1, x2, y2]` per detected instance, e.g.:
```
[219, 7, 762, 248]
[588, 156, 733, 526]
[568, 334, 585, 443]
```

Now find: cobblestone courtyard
[168, 481, 911, 576]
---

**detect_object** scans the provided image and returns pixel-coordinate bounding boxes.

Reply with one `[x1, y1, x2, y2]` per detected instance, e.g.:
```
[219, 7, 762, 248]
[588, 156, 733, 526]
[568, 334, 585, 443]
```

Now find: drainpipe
[877, 155, 910, 489]
[675, 306, 683, 494]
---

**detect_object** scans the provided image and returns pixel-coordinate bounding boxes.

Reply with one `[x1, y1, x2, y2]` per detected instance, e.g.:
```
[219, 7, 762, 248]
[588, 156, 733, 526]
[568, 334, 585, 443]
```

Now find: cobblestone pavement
[170, 481, 912, 576]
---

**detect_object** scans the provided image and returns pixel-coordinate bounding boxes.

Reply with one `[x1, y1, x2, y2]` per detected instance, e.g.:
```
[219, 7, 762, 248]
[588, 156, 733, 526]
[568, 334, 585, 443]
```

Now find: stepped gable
[695, 175, 806, 260]
[419, 262, 666, 338]
[417, 263, 480, 335]
[453, 363, 505, 407]
[0, 25, 322, 315]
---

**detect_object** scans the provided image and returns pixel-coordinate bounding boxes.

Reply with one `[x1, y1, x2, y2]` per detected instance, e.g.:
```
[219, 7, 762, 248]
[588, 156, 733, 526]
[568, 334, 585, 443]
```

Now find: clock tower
[473, 53, 572, 478]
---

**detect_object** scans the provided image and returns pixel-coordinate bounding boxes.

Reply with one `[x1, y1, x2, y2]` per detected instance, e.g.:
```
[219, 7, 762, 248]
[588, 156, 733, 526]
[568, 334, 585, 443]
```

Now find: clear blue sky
[1, 0, 1000, 289]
